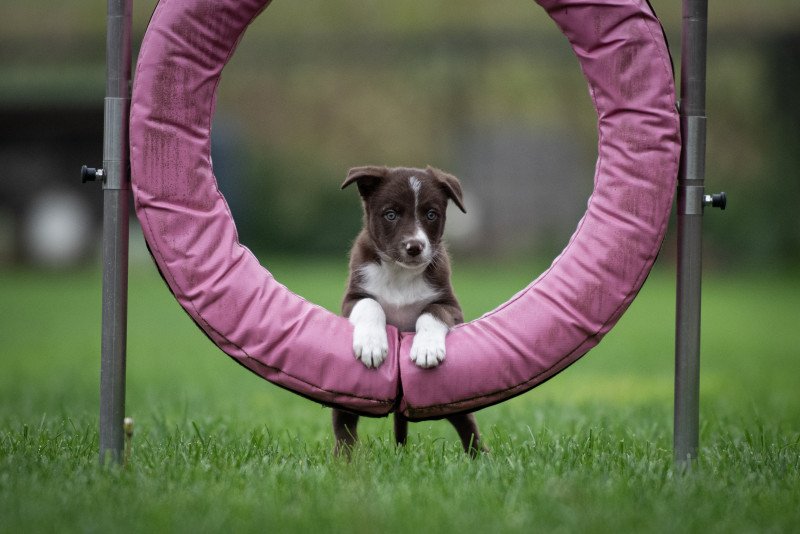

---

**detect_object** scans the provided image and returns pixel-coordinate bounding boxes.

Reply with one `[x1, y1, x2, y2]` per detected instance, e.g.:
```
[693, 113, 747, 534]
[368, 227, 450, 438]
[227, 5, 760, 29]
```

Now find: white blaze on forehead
[409, 176, 422, 194]
[409, 176, 422, 209]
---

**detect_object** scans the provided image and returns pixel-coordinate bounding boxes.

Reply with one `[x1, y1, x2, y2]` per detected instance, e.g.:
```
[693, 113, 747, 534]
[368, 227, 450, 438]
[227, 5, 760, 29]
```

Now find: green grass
[1, 257, 799, 533]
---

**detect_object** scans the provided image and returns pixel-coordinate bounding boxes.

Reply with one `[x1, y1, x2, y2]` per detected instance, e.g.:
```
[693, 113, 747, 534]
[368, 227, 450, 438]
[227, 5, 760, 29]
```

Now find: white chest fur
[357, 262, 440, 332]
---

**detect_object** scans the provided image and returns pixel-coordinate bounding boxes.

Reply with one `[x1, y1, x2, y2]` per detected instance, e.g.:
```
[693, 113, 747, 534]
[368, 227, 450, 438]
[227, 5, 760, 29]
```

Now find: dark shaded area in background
[761, 34, 800, 264]
[0, 105, 103, 265]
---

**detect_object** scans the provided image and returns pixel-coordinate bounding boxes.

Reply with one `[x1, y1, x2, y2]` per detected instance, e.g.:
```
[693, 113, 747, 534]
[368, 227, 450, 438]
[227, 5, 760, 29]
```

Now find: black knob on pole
[81, 165, 105, 184]
[703, 192, 727, 211]
[82, 165, 97, 183]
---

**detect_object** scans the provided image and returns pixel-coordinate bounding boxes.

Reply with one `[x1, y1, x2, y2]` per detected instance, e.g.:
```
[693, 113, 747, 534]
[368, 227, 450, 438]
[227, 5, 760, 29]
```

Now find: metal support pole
[98, 0, 132, 465]
[674, 0, 708, 465]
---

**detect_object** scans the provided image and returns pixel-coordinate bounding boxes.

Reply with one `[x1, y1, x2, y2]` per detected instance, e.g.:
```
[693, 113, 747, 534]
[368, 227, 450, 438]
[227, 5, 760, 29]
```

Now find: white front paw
[352, 322, 388, 368]
[349, 299, 388, 369]
[410, 313, 449, 369]
[410, 330, 446, 368]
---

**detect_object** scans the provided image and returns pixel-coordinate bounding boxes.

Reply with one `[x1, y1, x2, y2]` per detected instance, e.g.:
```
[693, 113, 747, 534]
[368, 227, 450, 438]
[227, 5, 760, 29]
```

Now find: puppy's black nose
[405, 240, 424, 257]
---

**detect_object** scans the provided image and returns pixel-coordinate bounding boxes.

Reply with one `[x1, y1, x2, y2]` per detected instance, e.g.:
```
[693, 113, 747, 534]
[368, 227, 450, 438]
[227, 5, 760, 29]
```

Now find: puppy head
[342, 165, 466, 269]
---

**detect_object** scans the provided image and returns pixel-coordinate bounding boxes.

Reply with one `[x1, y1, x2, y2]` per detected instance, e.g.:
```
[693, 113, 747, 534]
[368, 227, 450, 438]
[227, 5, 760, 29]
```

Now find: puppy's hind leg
[446, 412, 488, 458]
[393, 413, 409, 447]
[332, 409, 360, 456]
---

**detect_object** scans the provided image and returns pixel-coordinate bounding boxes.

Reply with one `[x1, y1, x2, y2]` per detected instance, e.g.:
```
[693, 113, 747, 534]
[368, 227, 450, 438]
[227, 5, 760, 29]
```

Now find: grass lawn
[1, 254, 798, 533]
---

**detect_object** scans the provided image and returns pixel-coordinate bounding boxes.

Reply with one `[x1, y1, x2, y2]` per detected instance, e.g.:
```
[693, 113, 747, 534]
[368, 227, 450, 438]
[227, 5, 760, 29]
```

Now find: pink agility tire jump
[130, 0, 679, 419]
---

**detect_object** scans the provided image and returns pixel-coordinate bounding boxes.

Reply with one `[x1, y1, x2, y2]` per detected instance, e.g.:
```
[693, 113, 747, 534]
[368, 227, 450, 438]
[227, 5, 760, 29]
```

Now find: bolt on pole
[674, 0, 708, 465]
[98, 0, 132, 465]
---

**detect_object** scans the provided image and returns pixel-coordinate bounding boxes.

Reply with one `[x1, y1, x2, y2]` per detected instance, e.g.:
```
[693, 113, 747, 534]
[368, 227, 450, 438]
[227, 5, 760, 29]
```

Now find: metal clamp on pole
[102, 96, 130, 191]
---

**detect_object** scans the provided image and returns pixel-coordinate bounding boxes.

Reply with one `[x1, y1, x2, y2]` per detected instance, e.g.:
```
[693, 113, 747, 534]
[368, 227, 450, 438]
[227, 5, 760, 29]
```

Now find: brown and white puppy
[332, 165, 485, 456]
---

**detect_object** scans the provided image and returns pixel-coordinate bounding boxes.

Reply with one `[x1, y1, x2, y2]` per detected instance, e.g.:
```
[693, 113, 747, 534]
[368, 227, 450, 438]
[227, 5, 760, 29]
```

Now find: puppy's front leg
[349, 298, 389, 368]
[410, 312, 450, 369]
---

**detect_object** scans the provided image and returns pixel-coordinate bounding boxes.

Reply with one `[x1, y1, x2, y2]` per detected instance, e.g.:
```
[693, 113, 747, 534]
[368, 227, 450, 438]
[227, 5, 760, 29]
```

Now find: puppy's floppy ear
[427, 166, 466, 213]
[341, 166, 388, 198]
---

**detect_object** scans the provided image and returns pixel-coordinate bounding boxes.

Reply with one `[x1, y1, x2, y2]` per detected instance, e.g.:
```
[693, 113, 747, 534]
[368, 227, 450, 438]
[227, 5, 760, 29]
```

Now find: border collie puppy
[333, 165, 485, 456]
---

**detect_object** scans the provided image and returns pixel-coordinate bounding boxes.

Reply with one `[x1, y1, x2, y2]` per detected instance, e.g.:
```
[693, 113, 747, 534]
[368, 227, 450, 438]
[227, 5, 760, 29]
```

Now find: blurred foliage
[2, 0, 799, 266]
[236, 147, 363, 255]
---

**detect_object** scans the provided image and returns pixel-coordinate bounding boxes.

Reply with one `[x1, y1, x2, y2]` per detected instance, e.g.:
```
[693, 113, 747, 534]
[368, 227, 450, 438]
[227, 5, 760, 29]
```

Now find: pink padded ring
[129, 0, 679, 419]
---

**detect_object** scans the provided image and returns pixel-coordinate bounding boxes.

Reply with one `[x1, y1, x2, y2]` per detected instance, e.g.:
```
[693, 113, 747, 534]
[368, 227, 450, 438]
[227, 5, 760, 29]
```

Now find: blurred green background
[1, 0, 799, 268]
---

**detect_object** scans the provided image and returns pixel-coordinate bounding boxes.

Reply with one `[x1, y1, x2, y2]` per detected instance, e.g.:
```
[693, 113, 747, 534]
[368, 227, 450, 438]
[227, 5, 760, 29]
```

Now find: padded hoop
[130, 0, 679, 419]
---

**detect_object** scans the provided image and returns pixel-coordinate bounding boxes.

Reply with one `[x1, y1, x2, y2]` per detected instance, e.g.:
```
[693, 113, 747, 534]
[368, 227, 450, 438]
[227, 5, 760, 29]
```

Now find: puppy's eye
[384, 210, 398, 221]
[426, 209, 438, 221]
